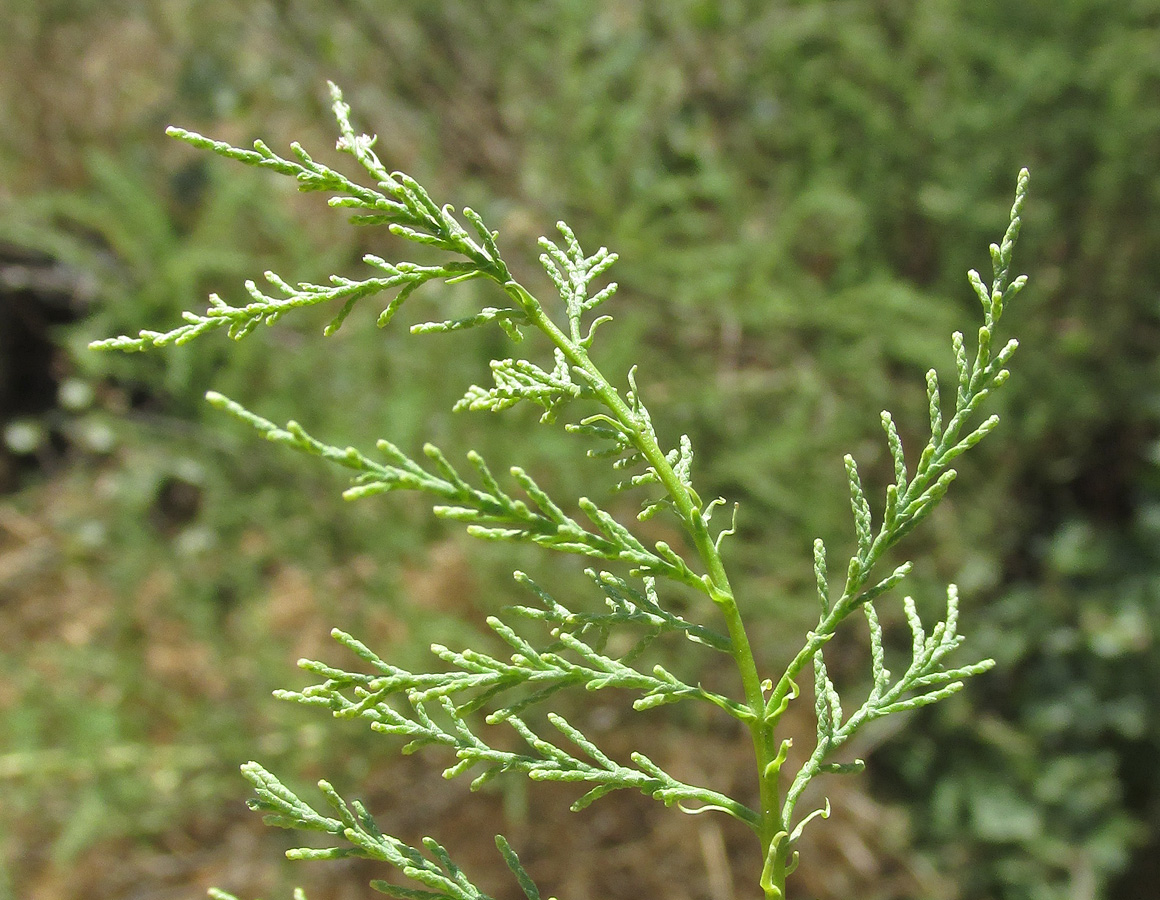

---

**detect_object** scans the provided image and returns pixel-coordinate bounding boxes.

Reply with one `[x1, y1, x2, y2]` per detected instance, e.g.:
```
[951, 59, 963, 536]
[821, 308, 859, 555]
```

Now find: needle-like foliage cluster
[95, 84, 1031, 900]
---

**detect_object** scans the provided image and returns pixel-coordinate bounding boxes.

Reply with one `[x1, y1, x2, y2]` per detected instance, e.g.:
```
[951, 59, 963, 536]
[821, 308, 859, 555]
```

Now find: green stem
[504, 279, 785, 896]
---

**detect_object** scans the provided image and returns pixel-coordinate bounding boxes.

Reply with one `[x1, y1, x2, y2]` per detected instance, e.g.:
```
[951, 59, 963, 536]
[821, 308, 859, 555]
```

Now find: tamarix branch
[94, 83, 1031, 900]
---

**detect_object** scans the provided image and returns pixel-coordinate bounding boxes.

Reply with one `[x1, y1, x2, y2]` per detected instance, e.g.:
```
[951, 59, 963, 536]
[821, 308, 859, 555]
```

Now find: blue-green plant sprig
[93, 82, 1032, 900]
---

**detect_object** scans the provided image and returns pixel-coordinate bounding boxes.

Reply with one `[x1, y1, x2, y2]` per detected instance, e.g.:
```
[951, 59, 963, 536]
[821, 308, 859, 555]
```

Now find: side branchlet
[764, 170, 1029, 863]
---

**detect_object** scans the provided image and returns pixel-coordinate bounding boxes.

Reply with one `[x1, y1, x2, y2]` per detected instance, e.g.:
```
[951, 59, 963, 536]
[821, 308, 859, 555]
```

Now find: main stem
[506, 280, 788, 899]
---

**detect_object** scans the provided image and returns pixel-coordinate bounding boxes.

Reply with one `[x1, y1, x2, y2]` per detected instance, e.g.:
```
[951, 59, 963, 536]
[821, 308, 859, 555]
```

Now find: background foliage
[1, 2, 1157, 899]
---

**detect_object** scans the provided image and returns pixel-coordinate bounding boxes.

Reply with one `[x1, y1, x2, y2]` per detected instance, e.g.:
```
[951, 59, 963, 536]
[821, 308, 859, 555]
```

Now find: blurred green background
[1, 2, 1158, 899]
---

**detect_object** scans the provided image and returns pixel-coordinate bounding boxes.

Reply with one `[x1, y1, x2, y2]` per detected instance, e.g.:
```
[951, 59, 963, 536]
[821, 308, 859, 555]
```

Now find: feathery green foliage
[95, 83, 1030, 900]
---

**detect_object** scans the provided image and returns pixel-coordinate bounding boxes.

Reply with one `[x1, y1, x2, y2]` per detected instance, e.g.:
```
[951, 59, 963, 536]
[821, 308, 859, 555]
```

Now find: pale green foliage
[199, 392, 700, 588]
[237, 763, 543, 900]
[94, 85, 1031, 900]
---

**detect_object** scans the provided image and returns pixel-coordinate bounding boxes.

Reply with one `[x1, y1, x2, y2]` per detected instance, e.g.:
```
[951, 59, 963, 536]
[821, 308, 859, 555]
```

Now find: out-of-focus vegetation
[1, 2, 1157, 900]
